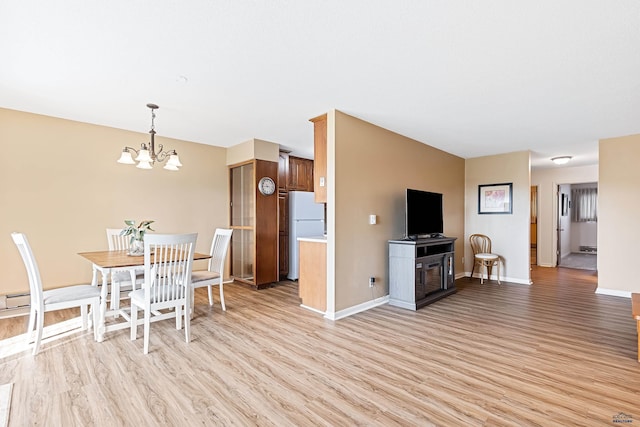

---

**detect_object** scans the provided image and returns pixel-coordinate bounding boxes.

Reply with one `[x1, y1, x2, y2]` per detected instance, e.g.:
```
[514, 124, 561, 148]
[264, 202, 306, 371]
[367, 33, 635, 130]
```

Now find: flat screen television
[406, 189, 444, 239]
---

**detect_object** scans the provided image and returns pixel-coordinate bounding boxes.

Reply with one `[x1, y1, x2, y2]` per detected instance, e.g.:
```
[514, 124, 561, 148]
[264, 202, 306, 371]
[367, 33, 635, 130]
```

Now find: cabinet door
[278, 192, 289, 278]
[310, 114, 327, 203]
[279, 234, 289, 279]
[230, 163, 255, 284]
[415, 260, 425, 301]
[287, 156, 313, 191]
[278, 151, 289, 191]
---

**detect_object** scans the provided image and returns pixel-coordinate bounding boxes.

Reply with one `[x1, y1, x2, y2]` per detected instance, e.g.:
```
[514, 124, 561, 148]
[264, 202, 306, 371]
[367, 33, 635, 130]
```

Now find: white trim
[595, 288, 632, 298]
[325, 295, 389, 321]
[467, 273, 531, 285]
[300, 304, 325, 315]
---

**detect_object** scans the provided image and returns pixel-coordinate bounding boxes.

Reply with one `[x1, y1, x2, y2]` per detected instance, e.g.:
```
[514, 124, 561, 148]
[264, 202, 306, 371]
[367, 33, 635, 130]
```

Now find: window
[571, 187, 597, 222]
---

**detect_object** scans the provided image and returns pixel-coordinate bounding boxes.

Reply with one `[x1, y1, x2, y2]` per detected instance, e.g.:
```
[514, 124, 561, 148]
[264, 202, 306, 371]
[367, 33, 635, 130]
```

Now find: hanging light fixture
[551, 156, 572, 165]
[117, 103, 182, 171]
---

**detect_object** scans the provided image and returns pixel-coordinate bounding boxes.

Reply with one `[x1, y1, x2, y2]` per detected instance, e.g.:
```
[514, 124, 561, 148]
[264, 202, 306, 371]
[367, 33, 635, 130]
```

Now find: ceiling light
[117, 103, 182, 171]
[551, 156, 572, 165]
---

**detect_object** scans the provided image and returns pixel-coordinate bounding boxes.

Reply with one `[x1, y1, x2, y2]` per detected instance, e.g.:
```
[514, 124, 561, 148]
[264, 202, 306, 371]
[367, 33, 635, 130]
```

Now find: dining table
[77, 249, 211, 341]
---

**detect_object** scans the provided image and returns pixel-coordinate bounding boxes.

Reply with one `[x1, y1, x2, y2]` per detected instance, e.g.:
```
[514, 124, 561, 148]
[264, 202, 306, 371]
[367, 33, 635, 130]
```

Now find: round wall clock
[258, 177, 276, 195]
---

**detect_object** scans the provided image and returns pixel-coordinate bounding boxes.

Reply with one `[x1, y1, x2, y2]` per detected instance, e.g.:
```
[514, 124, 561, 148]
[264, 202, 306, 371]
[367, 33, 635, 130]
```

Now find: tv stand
[388, 237, 456, 310]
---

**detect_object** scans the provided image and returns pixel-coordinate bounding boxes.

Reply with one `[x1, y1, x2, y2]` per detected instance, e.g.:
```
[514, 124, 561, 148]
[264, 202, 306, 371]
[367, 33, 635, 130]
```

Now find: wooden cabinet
[299, 239, 326, 312]
[310, 114, 327, 203]
[229, 159, 278, 289]
[287, 156, 314, 192]
[278, 151, 289, 191]
[278, 191, 289, 279]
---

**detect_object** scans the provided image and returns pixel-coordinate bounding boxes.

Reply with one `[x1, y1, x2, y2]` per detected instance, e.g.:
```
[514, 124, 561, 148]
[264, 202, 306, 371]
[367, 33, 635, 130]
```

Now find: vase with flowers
[120, 220, 155, 255]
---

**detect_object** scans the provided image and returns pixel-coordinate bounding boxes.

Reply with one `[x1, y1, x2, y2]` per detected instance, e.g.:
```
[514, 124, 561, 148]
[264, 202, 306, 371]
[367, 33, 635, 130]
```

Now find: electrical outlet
[369, 277, 375, 288]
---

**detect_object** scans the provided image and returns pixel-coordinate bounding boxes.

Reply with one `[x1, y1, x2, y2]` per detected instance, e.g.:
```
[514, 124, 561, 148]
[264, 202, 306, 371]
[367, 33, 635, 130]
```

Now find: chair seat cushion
[191, 270, 221, 284]
[475, 253, 499, 260]
[42, 285, 100, 304]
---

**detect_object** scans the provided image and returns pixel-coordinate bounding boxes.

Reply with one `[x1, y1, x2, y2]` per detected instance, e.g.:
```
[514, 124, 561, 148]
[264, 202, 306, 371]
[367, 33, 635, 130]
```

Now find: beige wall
[330, 110, 465, 313]
[1, 108, 229, 295]
[226, 138, 280, 165]
[465, 151, 531, 284]
[598, 134, 640, 294]
[531, 164, 598, 267]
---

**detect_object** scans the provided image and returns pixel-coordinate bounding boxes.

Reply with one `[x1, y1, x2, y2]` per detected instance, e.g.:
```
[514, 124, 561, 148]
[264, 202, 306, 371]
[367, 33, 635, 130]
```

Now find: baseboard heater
[0, 293, 30, 310]
[579, 245, 597, 254]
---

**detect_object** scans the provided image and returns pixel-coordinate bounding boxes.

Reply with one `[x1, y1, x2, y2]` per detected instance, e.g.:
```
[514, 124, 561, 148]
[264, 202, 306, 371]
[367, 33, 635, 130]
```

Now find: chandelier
[117, 103, 182, 171]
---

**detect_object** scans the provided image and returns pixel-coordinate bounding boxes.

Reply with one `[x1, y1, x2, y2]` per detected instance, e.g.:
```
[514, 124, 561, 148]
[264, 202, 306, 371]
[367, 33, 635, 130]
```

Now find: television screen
[406, 189, 444, 238]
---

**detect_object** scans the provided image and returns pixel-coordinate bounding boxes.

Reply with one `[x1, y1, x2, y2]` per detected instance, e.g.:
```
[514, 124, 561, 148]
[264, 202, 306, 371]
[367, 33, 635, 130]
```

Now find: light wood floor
[1, 267, 638, 426]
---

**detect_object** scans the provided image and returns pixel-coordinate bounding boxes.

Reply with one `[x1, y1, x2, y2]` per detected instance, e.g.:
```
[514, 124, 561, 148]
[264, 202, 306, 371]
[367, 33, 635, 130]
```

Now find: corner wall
[331, 110, 465, 314]
[598, 134, 640, 295]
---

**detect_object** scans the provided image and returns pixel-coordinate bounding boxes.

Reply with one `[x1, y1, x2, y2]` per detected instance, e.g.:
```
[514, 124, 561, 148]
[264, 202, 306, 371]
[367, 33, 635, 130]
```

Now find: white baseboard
[595, 288, 632, 298]
[324, 295, 390, 321]
[467, 273, 531, 285]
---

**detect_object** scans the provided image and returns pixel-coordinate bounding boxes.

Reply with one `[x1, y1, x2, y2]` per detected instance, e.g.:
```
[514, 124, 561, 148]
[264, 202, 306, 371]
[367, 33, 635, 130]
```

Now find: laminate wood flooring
[0, 267, 637, 426]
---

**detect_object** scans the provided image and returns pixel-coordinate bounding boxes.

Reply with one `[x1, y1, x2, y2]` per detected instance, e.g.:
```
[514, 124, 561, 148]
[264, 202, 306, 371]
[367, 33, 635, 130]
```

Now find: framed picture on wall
[561, 193, 569, 216]
[478, 183, 513, 214]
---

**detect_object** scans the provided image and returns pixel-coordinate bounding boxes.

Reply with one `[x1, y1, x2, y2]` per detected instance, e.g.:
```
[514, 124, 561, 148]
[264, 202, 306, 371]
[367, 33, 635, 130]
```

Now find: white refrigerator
[288, 191, 325, 280]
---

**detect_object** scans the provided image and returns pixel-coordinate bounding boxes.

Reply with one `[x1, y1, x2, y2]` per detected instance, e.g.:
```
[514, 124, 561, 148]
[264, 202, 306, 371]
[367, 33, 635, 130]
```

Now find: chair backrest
[144, 233, 197, 303]
[470, 234, 492, 255]
[11, 232, 44, 310]
[106, 228, 130, 251]
[208, 228, 233, 277]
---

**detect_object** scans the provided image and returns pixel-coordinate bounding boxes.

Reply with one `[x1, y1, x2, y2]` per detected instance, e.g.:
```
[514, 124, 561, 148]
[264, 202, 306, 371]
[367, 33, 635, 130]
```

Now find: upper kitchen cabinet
[287, 156, 314, 192]
[310, 114, 327, 203]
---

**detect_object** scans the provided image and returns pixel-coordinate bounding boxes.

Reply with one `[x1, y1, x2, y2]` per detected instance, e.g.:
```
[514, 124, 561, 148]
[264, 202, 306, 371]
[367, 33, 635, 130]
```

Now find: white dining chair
[11, 232, 101, 355]
[129, 233, 197, 354]
[106, 228, 144, 313]
[191, 228, 233, 311]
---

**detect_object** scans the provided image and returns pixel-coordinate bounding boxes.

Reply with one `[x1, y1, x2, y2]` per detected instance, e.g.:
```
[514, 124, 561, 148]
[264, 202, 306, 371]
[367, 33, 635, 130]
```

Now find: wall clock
[258, 176, 276, 196]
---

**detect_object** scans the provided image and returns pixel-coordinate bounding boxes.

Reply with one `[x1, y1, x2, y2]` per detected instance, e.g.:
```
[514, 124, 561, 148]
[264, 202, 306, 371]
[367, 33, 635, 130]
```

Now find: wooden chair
[129, 233, 197, 354]
[11, 232, 100, 355]
[106, 228, 144, 313]
[469, 234, 501, 284]
[191, 228, 233, 311]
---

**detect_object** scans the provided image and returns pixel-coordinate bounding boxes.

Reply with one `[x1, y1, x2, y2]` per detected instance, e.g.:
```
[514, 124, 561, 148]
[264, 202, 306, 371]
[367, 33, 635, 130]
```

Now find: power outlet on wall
[369, 277, 375, 288]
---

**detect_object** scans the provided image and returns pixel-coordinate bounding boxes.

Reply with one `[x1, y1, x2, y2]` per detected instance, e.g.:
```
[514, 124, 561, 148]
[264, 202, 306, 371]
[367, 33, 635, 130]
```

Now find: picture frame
[561, 193, 568, 216]
[478, 183, 513, 214]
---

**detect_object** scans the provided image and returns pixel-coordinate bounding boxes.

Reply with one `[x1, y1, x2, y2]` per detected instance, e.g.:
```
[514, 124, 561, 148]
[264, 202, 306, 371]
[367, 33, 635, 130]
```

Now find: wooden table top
[78, 250, 211, 269]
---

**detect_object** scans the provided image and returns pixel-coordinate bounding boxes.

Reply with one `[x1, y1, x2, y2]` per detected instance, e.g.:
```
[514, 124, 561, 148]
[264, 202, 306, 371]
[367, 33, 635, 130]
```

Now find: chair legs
[219, 283, 226, 311]
[479, 260, 500, 284]
[33, 310, 45, 356]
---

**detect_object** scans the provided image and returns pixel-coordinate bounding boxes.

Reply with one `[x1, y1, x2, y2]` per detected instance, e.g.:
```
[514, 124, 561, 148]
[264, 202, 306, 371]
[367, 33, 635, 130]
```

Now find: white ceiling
[2, 1, 639, 169]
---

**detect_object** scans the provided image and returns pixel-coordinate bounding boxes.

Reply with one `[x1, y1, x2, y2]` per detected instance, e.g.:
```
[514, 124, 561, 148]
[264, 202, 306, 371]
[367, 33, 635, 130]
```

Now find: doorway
[556, 183, 598, 270]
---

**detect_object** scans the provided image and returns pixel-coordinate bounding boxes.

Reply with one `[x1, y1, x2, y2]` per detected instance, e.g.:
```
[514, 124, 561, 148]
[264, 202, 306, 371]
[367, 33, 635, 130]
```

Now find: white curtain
[571, 187, 597, 222]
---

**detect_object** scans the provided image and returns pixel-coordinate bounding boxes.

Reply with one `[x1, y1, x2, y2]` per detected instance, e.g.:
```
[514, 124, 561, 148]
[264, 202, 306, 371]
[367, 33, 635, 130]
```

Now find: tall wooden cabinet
[230, 159, 278, 289]
[278, 151, 290, 279]
[310, 114, 327, 203]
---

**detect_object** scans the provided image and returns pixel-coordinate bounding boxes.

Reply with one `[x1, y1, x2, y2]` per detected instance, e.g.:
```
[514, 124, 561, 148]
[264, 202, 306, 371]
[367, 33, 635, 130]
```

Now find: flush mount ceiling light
[551, 156, 572, 165]
[117, 103, 182, 171]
